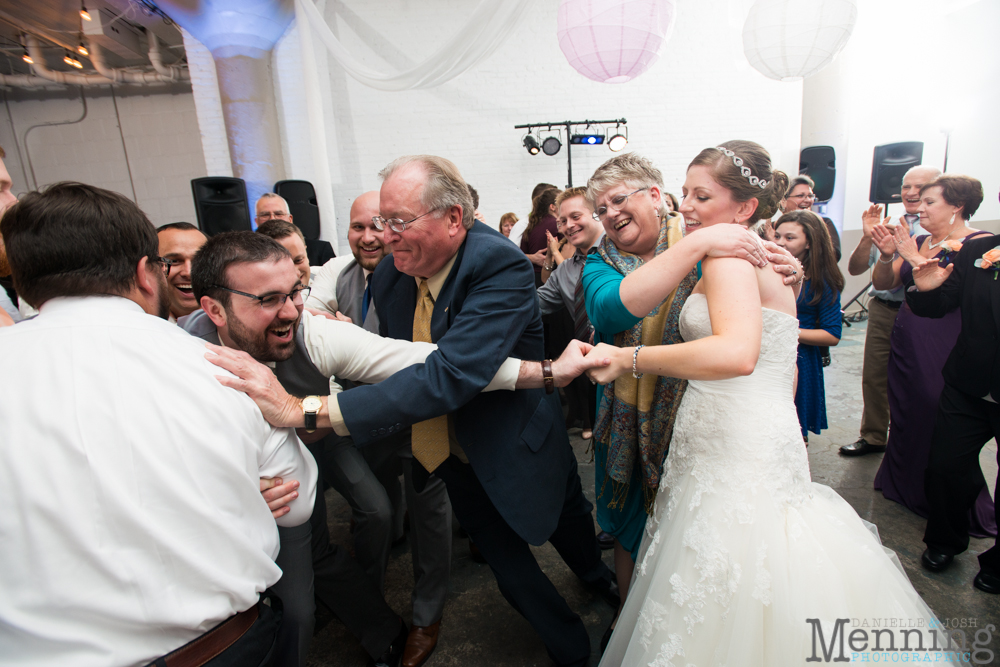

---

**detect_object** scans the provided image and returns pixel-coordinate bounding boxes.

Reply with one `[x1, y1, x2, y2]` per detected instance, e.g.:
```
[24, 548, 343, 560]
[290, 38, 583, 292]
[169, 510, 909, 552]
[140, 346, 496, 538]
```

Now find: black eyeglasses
[210, 285, 311, 310]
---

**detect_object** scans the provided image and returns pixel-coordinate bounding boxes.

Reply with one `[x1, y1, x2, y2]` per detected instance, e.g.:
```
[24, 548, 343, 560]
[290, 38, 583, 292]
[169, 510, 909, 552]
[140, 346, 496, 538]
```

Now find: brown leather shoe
[402, 622, 440, 667]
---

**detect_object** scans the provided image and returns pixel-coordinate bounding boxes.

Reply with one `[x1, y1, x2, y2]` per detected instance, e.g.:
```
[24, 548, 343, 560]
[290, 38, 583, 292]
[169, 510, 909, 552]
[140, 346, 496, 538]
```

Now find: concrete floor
[306, 317, 1000, 666]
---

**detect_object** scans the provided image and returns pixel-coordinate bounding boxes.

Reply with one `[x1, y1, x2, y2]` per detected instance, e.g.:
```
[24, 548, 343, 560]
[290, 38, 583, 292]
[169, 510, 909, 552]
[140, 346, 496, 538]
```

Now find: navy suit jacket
[906, 232, 1000, 400]
[336, 221, 573, 545]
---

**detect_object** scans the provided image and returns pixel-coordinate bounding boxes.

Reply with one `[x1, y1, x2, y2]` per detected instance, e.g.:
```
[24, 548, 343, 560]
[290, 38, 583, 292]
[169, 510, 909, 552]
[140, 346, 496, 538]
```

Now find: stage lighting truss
[514, 118, 628, 186]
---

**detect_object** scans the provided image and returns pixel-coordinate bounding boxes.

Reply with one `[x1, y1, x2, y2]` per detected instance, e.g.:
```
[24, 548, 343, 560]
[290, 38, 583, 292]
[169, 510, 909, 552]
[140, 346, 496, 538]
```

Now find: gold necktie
[411, 280, 450, 472]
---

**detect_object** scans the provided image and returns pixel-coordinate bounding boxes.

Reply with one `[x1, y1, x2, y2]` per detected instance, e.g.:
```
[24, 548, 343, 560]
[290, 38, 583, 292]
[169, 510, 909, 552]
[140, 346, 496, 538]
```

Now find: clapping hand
[861, 204, 884, 238]
[870, 223, 898, 259]
[910, 257, 954, 293]
[546, 230, 561, 256]
[891, 222, 921, 264]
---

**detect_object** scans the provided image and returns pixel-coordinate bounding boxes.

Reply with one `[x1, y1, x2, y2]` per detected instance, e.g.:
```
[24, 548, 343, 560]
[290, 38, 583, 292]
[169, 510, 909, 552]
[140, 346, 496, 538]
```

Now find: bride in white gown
[587, 141, 945, 666]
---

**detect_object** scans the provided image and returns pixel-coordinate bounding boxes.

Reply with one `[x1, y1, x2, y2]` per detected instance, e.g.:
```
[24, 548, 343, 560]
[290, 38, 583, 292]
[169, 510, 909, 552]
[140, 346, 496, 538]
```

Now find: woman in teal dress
[580, 153, 800, 645]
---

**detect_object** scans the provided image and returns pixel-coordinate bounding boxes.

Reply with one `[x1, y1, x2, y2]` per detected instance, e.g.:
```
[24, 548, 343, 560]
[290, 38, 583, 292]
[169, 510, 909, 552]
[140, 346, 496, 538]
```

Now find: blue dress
[794, 279, 842, 437]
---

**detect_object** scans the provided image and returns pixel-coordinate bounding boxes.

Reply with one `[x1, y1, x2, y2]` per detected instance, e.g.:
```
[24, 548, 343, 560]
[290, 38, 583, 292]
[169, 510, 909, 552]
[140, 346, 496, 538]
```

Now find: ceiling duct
[83, 7, 144, 58]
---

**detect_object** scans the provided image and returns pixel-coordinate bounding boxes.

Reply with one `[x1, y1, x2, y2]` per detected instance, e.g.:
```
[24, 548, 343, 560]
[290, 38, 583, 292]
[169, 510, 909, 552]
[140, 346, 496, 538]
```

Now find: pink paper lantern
[557, 0, 677, 84]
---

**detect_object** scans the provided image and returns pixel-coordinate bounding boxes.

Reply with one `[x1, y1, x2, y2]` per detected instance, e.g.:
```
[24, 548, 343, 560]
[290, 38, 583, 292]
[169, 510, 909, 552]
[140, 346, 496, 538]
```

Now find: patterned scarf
[593, 212, 697, 514]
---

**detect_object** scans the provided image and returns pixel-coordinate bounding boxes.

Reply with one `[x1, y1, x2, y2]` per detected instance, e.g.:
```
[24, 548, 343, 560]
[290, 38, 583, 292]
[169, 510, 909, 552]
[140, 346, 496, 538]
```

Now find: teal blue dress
[581, 255, 646, 558]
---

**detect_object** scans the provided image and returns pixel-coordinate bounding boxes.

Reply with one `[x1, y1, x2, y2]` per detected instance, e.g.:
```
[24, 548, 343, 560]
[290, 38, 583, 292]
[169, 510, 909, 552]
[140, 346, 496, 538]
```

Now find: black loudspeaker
[191, 177, 251, 237]
[869, 142, 924, 204]
[799, 146, 836, 202]
[274, 180, 321, 241]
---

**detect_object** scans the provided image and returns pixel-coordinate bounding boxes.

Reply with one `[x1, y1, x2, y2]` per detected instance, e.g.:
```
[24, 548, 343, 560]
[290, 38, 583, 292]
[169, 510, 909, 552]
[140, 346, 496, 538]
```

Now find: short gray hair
[904, 165, 942, 181]
[586, 153, 667, 218]
[256, 192, 289, 212]
[378, 155, 475, 230]
[784, 174, 815, 199]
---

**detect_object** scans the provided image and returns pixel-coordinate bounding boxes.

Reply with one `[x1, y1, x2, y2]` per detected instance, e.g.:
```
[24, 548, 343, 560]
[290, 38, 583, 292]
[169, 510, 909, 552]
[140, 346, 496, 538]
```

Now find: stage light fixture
[542, 135, 562, 156]
[571, 134, 604, 145]
[80, 3, 92, 21]
[523, 134, 540, 155]
[22, 49, 33, 64]
[608, 125, 628, 151]
[63, 52, 83, 68]
[77, 40, 89, 57]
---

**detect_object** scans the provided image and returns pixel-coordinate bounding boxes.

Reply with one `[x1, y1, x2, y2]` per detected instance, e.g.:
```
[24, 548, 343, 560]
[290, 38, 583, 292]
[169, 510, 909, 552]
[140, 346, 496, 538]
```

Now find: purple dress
[875, 233, 997, 537]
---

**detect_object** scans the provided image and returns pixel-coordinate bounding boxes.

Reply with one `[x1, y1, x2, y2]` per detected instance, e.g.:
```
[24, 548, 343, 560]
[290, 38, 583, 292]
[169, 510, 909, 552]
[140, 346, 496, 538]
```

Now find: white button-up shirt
[0, 296, 317, 667]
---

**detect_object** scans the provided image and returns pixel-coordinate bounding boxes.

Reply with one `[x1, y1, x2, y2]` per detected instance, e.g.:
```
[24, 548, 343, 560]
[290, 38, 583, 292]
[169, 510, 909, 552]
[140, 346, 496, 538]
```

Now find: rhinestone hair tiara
[715, 147, 768, 189]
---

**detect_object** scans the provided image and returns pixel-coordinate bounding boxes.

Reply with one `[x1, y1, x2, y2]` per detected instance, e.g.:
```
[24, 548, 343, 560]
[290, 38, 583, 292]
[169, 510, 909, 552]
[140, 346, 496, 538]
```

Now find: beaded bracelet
[877, 253, 896, 265]
[632, 345, 645, 379]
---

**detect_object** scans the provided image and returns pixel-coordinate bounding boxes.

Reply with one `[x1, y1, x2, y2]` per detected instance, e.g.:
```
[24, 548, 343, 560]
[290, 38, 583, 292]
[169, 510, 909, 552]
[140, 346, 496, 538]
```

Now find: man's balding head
[349, 191, 388, 271]
[901, 166, 942, 214]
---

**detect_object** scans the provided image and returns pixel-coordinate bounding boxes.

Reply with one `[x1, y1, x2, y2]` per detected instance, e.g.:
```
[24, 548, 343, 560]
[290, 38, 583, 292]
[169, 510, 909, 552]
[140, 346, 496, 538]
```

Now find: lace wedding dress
[600, 294, 941, 667]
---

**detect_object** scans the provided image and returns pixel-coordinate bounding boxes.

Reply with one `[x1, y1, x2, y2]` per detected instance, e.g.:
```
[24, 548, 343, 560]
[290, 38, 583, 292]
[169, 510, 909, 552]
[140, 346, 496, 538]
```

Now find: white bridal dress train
[600, 294, 942, 667]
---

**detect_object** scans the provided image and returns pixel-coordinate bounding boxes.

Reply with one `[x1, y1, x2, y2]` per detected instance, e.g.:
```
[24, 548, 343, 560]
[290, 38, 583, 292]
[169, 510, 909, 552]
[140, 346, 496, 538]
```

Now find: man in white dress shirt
[0, 182, 318, 667]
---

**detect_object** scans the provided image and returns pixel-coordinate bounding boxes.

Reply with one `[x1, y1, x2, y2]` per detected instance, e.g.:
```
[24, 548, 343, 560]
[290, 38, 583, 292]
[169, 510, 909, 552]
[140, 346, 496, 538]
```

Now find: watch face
[302, 396, 322, 412]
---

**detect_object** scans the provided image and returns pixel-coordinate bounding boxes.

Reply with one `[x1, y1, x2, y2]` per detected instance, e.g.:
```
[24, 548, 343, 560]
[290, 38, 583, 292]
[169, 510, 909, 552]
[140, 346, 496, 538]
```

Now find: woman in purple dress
[870, 174, 996, 537]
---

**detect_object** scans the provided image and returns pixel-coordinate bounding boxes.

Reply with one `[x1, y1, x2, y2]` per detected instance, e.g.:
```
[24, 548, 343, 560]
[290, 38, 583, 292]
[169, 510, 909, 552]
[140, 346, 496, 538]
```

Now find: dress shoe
[402, 621, 440, 667]
[973, 569, 1000, 594]
[597, 531, 615, 551]
[921, 548, 954, 573]
[839, 438, 886, 457]
[368, 618, 408, 667]
[469, 538, 487, 563]
[586, 574, 621, 609]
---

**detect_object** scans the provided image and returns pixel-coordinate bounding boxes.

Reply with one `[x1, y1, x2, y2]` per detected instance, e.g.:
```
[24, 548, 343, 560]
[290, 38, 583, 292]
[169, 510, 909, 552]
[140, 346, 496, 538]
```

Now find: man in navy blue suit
[211, 156, 616, 666]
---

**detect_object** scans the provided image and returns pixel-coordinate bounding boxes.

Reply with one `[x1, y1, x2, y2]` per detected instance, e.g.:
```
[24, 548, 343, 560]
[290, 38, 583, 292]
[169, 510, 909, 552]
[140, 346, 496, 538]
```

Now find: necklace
[927, 229, 955, 250]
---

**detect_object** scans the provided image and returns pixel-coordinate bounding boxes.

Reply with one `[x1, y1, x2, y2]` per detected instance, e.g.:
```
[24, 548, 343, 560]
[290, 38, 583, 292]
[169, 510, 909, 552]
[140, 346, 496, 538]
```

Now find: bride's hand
[699, 224, 769, 268]
[584, 343, 631, 385]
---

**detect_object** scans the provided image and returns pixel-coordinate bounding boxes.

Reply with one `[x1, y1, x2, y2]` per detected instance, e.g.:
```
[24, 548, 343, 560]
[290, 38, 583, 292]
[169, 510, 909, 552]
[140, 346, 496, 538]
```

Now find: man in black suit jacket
[907, 231, 1000, 594]
[341, 156, 616, 666]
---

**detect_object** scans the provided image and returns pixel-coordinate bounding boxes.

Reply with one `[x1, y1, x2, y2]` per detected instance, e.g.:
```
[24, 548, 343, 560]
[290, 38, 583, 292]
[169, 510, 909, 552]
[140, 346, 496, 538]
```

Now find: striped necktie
[410, 280, 450, 472]
[572, 255, 594, 342]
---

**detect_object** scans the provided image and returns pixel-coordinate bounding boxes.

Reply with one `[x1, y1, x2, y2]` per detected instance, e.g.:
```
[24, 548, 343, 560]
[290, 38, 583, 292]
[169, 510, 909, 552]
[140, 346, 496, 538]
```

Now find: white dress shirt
[0, 296, 317, 667]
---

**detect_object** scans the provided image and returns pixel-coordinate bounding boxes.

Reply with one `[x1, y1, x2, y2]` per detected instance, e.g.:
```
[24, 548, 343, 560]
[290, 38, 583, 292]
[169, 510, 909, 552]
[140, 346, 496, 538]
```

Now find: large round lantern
[742, 0, 857, 81]
[557, 0, 677, 84]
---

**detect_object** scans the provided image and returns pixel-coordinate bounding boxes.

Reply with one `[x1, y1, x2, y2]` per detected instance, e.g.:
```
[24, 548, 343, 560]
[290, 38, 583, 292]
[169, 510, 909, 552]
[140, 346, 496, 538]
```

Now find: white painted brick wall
[276, 0, 803, 251]
[0, 85, 206, 227]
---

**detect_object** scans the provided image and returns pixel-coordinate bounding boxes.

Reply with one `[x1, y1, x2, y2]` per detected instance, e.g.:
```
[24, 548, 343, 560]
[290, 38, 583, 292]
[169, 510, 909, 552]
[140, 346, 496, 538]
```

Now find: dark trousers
[274, 443, 401, 665]
[923, 383, 1000, 573]
[565, 374, 598, 431]
[432, 448, 608, 667]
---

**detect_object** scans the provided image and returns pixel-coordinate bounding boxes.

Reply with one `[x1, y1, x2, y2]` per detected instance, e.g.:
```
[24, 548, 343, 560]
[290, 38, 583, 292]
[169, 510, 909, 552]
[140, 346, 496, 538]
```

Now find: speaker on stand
[273, 180, 335, 265]
[869, 142, 924, 204]
[190, 177, 252, 237]
[799, 145, 836, 202]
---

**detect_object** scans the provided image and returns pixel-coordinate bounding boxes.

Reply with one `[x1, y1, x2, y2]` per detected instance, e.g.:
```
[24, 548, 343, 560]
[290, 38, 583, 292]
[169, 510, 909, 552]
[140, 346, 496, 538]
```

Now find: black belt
[873, 296, 902, 309]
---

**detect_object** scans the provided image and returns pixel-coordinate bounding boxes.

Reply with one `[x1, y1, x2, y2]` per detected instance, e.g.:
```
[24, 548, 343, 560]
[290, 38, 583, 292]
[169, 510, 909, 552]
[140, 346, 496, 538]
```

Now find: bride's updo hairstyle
[586, 153, 670, 219]
[687, 140, 788, 226]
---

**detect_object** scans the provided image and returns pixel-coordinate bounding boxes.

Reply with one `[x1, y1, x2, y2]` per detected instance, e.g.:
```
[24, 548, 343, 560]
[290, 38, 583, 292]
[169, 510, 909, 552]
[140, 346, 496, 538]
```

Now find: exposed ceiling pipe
[0, 73, 63, 89]
[24, 35, 114, 85]
[147, 33, 189, 82]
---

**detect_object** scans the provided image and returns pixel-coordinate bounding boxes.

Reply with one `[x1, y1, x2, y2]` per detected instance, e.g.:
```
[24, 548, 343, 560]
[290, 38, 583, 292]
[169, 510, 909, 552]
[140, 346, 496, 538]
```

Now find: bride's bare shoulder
[755, 265, 797, 316]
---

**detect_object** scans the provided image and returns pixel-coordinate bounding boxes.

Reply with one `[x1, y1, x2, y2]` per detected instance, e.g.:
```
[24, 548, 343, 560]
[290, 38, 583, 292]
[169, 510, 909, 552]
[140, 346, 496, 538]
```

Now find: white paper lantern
[742, 0, 857, 82]
[557, 0, 677, 84]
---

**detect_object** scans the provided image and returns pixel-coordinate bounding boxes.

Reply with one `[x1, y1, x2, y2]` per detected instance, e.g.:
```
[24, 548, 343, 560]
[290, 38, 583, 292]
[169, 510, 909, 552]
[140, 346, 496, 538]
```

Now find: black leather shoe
[921, 548, 954, 573]
[839, 438, 886, 457]
[586, 574, 621, 609]
[368, 618, 408, 667]
[974, 569, 1000, 594]
[597, 530, 615, 550]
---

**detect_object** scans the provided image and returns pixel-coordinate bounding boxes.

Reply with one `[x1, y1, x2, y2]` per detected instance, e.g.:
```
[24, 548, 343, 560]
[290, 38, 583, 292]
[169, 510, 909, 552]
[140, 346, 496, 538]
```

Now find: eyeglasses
[372, 208, 441, 233]
[787, 193, 816, 201]
[158, 257, 183, 274]
[593, 188, 647, 221]
[255, 211, 291, 221]
[210, 285, 311, 310]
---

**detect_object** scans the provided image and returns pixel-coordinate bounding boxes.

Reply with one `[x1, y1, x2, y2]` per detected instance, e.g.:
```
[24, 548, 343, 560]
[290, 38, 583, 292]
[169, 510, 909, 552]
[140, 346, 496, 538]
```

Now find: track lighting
[22, 50, 33, 65]
[77, 41, 89, 57]
[80, 3, 92, 21]
[64, 53, 83, 69]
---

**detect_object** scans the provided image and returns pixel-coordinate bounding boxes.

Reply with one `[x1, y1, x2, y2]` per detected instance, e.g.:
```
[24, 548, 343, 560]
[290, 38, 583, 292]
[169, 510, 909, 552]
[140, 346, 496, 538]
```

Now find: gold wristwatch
[301, 396, 322, 433]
